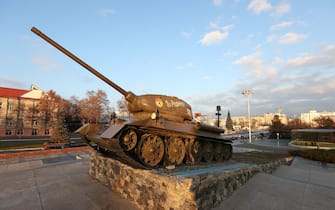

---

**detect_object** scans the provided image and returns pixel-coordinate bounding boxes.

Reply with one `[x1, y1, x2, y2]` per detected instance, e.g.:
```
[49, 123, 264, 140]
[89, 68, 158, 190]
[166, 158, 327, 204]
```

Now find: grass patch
[289, 149, 335, 164]
[233, 151, 290, 164]
[0, 141, 46, 150]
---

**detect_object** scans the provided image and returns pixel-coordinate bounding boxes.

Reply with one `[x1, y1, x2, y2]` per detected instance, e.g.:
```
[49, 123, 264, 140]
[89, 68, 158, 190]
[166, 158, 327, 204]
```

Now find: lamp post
[216, 105, 221, 127]
[242, 90, 254, 143]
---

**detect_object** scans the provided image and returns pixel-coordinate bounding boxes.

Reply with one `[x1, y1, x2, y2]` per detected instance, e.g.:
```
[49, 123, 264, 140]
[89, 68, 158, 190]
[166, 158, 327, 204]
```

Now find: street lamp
[242, 90, 254, 143]
[216, 105, 221, 127]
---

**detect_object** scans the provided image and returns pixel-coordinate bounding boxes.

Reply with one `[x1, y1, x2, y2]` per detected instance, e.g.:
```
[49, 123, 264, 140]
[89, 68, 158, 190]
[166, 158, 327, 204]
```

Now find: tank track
[84, 126, 232, 169]
[119, 126, 232, 168]
[85, 137, 149, 169]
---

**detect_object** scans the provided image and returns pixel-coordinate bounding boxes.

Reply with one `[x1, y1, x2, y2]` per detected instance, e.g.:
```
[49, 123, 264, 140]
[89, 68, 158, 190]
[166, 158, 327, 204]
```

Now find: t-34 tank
[31, 26, 232, 168]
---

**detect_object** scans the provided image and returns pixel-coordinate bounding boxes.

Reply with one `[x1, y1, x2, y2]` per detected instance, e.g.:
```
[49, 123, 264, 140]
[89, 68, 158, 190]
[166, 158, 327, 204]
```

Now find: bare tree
[78, 90, 110, 123]
[288, 118, 309, 129]
[313, 116, 335, 129]
[38, 90, 70, 143]
[65, 96, 82, 131]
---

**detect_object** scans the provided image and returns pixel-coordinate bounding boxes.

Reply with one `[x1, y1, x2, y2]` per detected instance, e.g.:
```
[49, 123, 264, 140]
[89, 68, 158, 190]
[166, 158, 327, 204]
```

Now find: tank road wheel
[202, 142, 214, 162]
[166, 137, 185, 165]
[222, 144, 233, 160]
[119, 128, 138, 151]
[187, 140, 202, 163]
[137, 134, 164, 167]
[214, 143, 224, 161]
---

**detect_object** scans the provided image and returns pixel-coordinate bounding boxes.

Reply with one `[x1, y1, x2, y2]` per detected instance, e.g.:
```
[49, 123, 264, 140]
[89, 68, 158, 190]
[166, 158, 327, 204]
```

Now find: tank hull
[77, 119, 232, 168]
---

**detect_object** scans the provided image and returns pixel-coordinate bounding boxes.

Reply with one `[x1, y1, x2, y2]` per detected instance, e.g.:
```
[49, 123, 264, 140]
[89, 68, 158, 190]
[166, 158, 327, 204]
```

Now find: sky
[1, 0, 335, 119]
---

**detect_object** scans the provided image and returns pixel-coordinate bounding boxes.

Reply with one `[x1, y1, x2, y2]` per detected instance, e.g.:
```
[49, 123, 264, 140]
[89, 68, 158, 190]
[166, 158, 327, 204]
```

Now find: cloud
[286, 45, 335, 69]
[0, 76, 25, 88]
[248, 0, 291, 16]
[199, 19, 233, 46]
[286, 55, 321, 68]
[272, 57, 283, 64]
[200, 21, 234, 46]
[233, 51, 263, 65]
[232, 45, 335, 115]
[270, 21, 293, 30]
[233, 51, 277, 79]
[98, 9, 116, 16]
[319, 44, 335, 54]
[266, 32, 307, 44]
[203, 75, 211, 80]
[248, 0, 272, 15]
[187, 92, 240, 116]
[266, 34, 278, 43]
[32, 56, 58, 71]
[199, 30, 229, 46]
[273, 1, 291, 16]
[190, 44, 335, 116]
[176, 62, 194, 70]
[213, 0, 223, 6]
[278, 33, 307, 44]
[181, 31, 192, 39]
[224, 50, 239, 56]
[210, 22, 234, 31]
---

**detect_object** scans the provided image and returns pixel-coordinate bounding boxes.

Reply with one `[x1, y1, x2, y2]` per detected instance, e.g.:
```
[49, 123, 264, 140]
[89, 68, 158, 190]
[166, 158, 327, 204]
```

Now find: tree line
[270, 114, 335, 139]
[37, 89, 114, 135]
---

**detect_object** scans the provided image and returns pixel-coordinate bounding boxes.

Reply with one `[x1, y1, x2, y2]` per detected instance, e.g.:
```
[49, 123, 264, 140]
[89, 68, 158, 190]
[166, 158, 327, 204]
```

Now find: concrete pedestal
[89, 151, 291, 210]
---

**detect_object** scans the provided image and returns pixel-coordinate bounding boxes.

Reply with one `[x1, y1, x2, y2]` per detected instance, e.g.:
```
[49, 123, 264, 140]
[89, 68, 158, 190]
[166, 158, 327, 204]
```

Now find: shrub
[289, 149, 335, 164]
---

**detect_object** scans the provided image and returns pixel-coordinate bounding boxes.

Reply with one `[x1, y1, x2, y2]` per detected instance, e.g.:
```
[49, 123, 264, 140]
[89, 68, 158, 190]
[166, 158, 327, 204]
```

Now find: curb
[0, 146, 92, 159]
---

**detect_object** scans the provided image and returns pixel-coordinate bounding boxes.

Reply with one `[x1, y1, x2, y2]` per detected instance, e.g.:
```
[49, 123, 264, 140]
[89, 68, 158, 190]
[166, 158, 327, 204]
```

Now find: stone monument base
[89, 150, 291, 210]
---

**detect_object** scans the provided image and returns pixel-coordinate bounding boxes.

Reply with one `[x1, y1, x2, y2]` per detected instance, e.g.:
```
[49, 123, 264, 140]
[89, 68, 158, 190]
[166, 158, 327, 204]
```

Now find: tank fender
[75, 123, 90, 135]
[75, 123, 104, 136]
[195, 122, 225, 134]
[100, 123, 127, 139]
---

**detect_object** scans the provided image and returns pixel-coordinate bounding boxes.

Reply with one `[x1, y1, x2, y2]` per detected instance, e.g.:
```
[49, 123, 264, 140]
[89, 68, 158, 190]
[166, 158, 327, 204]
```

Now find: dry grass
[232, 151, 291, 164]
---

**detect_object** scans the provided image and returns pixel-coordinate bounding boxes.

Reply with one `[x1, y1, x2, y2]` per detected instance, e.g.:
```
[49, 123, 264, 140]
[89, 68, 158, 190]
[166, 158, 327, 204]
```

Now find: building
[0, 85, 49, 137]
[231, 113, 283, 131]
[264, 112, 288, 125]
[301, 110, 335, 127]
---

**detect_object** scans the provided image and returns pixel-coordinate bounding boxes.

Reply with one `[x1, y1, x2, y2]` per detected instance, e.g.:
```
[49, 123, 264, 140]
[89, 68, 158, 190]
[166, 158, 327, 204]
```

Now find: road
[233, 138, 292, 153]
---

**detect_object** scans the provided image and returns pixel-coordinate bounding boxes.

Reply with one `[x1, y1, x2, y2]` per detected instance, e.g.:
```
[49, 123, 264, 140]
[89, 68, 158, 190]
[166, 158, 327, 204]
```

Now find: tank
[31, 26, 232, 168]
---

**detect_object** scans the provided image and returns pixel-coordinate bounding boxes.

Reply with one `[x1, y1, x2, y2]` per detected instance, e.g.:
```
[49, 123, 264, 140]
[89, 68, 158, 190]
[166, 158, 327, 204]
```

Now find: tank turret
[31, 26, 232, 168]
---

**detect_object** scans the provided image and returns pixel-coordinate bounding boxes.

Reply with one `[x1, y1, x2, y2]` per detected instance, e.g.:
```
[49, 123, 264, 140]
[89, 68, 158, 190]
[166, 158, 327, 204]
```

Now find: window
[6, 120, 13, 127]
[5, 130, 12, 135]
[8, 102, 14, 110]
[0, 101, 2, 109]
[32, 120, 38, 125]
[17, 129, 23, 135]
[32, 129, 37, 136]
[45, 129, 50, 135]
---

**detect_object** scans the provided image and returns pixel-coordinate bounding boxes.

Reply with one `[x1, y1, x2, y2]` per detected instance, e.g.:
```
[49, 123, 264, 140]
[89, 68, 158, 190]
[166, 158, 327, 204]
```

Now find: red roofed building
[0, 87, 29, 98]
[0, 85, 49, 137]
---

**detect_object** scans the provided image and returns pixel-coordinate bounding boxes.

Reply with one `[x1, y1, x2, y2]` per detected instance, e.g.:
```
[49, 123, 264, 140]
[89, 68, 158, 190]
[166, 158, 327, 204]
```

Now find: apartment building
[0, 85, 48, 137]
[301, 110, 335, 127]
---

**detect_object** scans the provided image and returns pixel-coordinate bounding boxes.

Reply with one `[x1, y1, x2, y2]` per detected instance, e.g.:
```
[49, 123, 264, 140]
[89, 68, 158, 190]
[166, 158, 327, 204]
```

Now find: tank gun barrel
[31, 26, 128, 97]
